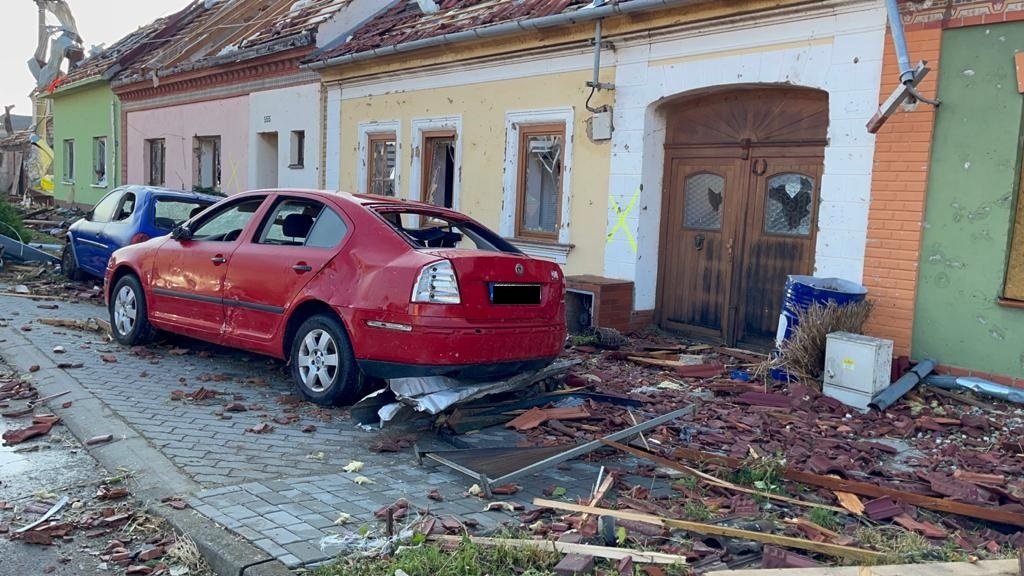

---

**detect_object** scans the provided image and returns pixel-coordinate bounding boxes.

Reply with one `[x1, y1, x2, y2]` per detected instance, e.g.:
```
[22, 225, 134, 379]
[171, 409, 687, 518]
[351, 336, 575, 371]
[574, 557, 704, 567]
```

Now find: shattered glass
[683, 172, 724, 230]
[765, 173, 814, 235]
[520, 134, 562, 235]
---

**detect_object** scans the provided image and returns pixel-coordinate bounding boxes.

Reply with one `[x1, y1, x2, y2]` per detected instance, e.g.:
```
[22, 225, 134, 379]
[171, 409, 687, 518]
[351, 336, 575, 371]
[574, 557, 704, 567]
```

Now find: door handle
[211, 256, 227, 265]
[694, 234, 705, 251]
[292, 263, 313, 273]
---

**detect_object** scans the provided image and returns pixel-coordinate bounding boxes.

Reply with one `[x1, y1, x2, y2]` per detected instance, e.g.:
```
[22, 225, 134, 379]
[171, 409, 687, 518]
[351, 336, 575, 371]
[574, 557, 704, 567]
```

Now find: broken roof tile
[863, 496, 904, 521]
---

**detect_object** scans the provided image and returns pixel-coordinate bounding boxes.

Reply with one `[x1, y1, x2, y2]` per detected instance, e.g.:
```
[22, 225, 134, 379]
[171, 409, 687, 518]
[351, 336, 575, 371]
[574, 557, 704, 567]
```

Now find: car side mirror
[171, 225, 192, 241]
[85, 210, 94, 221]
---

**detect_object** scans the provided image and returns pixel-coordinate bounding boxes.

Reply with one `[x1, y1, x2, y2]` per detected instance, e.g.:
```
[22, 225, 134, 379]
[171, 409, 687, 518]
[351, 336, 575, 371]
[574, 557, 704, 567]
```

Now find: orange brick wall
[861, 28, 942, 357]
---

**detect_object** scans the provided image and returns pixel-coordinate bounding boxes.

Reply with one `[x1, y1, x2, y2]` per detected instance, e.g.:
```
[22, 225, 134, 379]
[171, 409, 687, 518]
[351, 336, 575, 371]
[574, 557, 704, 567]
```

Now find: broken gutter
[304, 0, 705, 70]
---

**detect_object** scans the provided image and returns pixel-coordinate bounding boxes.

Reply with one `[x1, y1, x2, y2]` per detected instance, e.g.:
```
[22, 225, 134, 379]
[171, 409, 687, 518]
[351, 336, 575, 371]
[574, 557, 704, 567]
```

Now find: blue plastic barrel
[774, 275, 867, 349]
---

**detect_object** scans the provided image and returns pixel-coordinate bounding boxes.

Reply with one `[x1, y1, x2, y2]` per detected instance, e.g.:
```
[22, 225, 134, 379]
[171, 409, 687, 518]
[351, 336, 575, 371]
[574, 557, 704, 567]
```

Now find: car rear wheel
[109, 274, 155, 345]
[291, 314, 360, 406]
[61, 244, 84, 281]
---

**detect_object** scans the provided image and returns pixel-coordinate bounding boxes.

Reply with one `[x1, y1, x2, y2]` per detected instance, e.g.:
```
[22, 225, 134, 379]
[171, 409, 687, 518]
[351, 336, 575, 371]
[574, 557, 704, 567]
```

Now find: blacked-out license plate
[489, 283, 541, 305]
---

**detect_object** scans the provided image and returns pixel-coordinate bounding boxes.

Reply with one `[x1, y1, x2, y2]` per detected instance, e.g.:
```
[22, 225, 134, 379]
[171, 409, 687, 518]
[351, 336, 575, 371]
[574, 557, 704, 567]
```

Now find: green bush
[0, 198, 31, 243]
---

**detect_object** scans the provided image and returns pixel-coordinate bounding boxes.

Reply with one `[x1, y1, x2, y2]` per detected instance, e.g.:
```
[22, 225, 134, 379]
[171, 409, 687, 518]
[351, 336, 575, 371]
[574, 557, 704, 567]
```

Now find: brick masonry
[861, 27, 941, 358]
[0, 294, 658, 569]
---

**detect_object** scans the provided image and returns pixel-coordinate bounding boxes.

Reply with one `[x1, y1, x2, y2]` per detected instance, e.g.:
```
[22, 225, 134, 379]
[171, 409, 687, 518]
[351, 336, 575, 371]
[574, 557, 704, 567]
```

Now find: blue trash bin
[775, 275, 867, 349]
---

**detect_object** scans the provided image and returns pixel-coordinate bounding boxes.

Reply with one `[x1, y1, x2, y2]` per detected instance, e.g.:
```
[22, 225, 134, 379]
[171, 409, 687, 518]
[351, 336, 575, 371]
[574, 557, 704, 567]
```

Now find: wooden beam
[672, 446, 1024, 528]
[705, 559, 1020, 576]
[427, 534, 689, 565]
[532, 499, 885, 563]
[601, 440, 849, 514]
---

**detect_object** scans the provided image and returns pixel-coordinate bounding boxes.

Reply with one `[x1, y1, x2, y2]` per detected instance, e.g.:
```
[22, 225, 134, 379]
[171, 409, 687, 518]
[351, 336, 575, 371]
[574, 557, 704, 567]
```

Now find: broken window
[421, 132, 456, 208]
[373, 207, 520, 254]
[683, 172, 725, 230]
[765, 173, 814, 236]
[290, 130, 305, 168]
[367, 133, 396, 196]
[62, 139, 74, 182]
[92, 136, 106, 186]
[515, 124, 564, 240]
[146, 139, 165, 186]
[114, 192, 136, 221]
[193, 136, 221, 193]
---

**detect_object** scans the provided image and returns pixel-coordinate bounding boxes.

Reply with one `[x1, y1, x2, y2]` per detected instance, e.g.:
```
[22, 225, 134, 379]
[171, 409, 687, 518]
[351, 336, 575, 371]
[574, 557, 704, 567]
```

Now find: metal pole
[885, 0, 915, 84]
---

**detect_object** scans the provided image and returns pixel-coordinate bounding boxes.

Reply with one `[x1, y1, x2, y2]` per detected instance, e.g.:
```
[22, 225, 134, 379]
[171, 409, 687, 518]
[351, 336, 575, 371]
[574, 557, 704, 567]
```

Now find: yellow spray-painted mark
[607, 187, 640, 253]
[223, 157, 241, 194]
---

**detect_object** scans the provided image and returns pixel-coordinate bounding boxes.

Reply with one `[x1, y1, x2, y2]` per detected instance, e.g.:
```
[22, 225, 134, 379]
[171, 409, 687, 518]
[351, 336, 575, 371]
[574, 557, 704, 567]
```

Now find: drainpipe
[110, 100, 118, 188]
[885, 0, 915, 85]
[305, 0, 704, 69]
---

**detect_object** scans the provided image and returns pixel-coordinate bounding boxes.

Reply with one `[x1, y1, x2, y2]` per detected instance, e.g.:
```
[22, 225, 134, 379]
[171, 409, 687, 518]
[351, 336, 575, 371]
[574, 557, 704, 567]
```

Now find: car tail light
[129, 233, 150, 245]
[411, 260, 461, 304]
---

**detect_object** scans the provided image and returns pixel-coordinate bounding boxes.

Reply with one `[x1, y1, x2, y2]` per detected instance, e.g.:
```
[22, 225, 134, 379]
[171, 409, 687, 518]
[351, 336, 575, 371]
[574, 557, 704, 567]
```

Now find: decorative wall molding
[899, 0, 1024, 29]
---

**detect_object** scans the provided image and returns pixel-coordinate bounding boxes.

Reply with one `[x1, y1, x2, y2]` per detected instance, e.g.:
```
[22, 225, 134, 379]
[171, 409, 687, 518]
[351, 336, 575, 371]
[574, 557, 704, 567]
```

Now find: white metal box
[823, 331, 894, 410]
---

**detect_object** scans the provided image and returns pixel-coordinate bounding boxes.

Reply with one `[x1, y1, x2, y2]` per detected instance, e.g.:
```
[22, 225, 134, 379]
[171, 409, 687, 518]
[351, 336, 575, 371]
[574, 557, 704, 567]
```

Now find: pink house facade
[124, 96, 250, 195]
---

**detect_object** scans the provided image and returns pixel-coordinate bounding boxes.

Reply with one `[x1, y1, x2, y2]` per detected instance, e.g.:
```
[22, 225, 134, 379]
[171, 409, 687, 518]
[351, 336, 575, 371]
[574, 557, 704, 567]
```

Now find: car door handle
[292, 263, 313, 273]
[211, 256, 227, 265]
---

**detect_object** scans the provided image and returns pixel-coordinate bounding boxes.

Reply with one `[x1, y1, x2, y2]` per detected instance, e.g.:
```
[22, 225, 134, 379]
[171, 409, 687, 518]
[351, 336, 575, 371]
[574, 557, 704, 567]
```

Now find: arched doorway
[656, 86, 828, 348]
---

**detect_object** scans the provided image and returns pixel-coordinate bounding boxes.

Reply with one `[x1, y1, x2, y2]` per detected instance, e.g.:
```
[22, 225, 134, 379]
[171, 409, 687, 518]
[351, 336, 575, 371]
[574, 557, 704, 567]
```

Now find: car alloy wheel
[297, 328, 339, 393]
[113, 285, 138, 337]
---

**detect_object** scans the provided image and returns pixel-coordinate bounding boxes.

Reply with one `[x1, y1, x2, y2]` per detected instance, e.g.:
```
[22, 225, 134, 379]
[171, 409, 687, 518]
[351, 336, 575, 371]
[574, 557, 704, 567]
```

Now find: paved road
[0, 293, 619, 569]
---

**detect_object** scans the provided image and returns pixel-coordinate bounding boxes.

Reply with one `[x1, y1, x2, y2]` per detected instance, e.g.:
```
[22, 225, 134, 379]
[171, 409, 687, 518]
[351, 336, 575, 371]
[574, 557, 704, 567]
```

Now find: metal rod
[592, 18, 603, 88]
[885, 0, 915, 84]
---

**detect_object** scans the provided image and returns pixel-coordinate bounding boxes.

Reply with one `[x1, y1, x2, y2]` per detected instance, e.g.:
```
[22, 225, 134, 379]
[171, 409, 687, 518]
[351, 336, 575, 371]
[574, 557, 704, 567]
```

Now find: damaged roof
[114, 0, 354, 87]
[307, 0, 610, 63]
[55, 4, 199, 90]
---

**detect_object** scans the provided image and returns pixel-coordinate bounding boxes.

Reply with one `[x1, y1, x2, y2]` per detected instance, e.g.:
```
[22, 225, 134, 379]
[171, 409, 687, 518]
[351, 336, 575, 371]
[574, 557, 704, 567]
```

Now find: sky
[1, 1, 182, 119]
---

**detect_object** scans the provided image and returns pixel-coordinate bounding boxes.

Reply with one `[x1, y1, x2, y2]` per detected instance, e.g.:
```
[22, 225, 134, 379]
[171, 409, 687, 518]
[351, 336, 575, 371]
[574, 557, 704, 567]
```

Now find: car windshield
[372, 208, 521, 254]
[153, 197, 213, 231]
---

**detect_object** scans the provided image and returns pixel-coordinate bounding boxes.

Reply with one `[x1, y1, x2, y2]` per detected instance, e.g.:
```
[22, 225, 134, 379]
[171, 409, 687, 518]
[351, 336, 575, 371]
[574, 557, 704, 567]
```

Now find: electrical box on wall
[588, 110, 613, 142]
[823, 331, 894, 410]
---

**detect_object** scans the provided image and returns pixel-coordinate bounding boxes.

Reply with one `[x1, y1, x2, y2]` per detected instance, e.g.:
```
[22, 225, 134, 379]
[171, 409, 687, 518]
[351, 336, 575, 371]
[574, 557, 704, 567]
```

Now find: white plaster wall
[324, 84, 342, 190]
[248, 83, 321, 189]
[607, 0, 888, 311]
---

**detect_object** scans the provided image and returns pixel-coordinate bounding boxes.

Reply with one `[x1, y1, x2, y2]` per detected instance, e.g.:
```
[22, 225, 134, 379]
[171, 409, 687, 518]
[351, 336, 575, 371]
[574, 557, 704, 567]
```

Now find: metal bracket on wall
[866, 62, 940, 134]
[414, 405, 695, 497]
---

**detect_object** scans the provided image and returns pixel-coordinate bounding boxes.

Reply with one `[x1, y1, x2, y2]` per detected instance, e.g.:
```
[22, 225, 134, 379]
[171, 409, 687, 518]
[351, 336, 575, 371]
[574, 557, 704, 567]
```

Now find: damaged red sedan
[104, 191, 566, 405]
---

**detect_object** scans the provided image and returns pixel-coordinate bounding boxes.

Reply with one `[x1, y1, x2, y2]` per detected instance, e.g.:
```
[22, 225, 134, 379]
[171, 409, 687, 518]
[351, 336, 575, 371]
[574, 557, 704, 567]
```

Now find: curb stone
[0, 320, 294, 576]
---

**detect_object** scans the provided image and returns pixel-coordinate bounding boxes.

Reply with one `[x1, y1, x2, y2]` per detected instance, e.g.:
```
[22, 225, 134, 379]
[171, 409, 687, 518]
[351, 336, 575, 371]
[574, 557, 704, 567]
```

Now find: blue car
[63, 185, 221, 280]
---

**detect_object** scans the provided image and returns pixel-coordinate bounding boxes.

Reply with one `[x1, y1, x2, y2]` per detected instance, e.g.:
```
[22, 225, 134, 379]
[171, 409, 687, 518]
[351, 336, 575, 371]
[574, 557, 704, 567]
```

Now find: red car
[104, 190, 566, 405]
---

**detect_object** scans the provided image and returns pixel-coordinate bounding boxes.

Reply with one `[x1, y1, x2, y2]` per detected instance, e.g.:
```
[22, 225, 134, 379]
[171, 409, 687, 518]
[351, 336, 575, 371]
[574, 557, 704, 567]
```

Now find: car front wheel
[61, 244, 84, 281]
[290, 314, 360, 406]
[109, 275, 155, 345]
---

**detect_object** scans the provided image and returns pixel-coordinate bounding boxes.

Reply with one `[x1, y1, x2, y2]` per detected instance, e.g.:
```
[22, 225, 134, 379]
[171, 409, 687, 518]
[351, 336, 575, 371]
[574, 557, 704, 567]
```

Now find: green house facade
[50, 80, 120, 207]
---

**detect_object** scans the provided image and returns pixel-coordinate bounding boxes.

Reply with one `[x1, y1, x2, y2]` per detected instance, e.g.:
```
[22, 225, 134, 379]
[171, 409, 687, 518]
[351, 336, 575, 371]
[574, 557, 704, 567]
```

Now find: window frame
[499, 108, 575, 263]
[289, 130, 305, 169]
[146, 138, 166, 187]
[193, 135, 222, 193]
[62, 139, 74, 183]
[514, 122, 566, 242]
[366, 132, 397, 197]
[92, 136, 108, 187]
[410, 116, 462, 210]
[357, 120, 401, 196]
[420, 129, 457, 208]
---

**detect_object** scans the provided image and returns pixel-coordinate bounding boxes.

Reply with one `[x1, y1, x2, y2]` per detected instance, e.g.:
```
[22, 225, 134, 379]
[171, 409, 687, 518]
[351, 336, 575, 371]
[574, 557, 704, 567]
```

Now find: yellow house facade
[309, 0, 890, 341]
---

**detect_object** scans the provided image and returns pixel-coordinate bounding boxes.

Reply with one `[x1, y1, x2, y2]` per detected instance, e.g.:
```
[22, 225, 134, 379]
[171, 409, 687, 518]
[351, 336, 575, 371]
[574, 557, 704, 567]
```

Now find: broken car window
[372, 208, 520, 254]
[154, 197, 211, 231]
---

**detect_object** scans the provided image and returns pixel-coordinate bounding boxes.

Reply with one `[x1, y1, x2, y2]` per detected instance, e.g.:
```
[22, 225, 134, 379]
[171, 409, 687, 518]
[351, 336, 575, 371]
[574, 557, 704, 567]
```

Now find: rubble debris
[869, 359, 936, 411]
[37, 316, 110, 335]
[85, 434, 113, 446]
[506, 406, 591, 431]
[428, 534, 691, 565]
[672, 445, 1024, 527]
[246, 423, 273, 434]
[926, 374, 1024, 405]
[2, 414, 61, 445]
[535, 499, 885, 563]
[15, 496, 69, 533]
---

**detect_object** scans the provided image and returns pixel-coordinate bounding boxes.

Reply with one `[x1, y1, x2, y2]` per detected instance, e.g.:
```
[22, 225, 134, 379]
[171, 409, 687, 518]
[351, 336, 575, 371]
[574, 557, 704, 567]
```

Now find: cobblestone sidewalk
[0, 294, 635, 569]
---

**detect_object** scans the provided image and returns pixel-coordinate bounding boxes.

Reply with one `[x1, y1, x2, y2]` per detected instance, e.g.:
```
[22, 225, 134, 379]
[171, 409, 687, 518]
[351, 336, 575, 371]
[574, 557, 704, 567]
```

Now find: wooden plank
[704, 559, 1020, 576]
[673, 446, 1024, 528]
[1016, 51, 1024, 94]
[427, 534, 689, 565]
[532, 499, 884, 563]
[602, 440, 849, 514]
[628, 356, 687, 368]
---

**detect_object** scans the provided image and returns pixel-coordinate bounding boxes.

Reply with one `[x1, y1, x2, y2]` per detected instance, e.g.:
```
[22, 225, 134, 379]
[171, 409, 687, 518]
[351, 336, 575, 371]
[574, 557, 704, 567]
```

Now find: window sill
[90, 183, 108, 189]
[288, 164, 304, 170]
[61, 180, 74, 185]
[996, 297, 1024, 310]
[509, 238, 573, 265]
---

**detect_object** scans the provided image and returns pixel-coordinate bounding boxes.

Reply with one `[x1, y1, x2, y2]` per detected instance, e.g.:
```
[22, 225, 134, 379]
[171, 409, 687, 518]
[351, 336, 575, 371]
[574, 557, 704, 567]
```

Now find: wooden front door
[657, 87, 828, 347]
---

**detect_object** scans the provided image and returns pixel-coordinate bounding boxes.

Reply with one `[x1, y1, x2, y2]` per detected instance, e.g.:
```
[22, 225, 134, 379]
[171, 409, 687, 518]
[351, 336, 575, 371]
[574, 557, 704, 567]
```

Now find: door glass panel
[765, 173, 814, 236]
[683, 172, 724, 230]
[191, 198, 264, 242]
